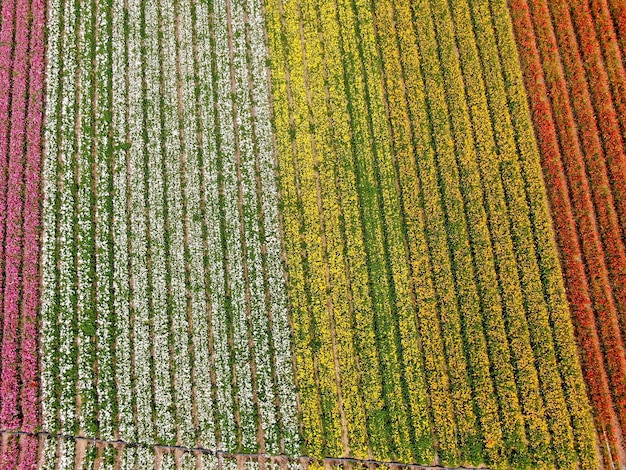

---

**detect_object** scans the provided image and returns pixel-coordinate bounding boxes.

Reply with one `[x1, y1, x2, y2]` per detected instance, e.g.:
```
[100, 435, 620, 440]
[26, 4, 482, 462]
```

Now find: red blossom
[508, 0, 626, 465]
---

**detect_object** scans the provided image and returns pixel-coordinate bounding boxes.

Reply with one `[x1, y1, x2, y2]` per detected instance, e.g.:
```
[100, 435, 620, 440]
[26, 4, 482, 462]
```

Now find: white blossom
[42, 0, 299, 458]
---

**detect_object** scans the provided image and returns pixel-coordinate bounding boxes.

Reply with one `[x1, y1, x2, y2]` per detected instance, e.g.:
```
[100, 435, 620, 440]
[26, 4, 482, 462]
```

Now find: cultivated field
[0, 0, 624, 468]
[509, 0, 626, 466]
[0, 0, 45, 465]
[41, 0, 299, 465]
[266, 0, 595, 467]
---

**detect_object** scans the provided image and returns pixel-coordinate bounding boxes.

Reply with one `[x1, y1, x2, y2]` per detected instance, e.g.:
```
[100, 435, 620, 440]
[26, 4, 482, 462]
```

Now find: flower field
[41, 0, 299, 460]
[509, 0, 626, 467]
[0, 0, 625, 468]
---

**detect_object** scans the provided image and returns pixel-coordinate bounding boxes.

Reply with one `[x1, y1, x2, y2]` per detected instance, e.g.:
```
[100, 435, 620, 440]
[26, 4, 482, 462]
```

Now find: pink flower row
[0, 0, 45, 466]
[0, 435, 38, 469]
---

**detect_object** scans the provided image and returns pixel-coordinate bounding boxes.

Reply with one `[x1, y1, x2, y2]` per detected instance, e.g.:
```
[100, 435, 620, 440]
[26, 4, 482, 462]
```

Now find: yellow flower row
[267, 0, 441, 460]
[487, 0, 597, 466]
[351, 0, 435, 462]
[382, 1, 461, 464]
[264, 0, 323, 455]
[333, 0, 417, 460]
[424, 0, 541, 466]
[265, 0, 341, 457]
[406, 0, 483, 463]
[443, 3, 555, 466]
[466, 0, 578, 460]
[366, 0, 443, 462]
[298, 0, 371, 459]
[444, 0, 554, 465]
[422, 0, 517, 464]
[431, 0, 598, 464]
[264, 0, 596, 467]
[285, 1, 345, 457]
[313, 0, 393, 459]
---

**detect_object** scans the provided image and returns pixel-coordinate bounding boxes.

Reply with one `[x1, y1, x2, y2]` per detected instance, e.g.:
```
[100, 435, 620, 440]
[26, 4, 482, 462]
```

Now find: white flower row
[59, 438, 76, 470]
[82, 442, 99, 467]
[245, 458, 262, 470]
[160, 0, 194, 445]
[41, 0, 62, 432]
[95, 0, 116, 440]
[119, 446, 137, 470]
[58, 0, 78, 434]
[41, 0, 300, 455]
[215, 0, 257, 450]
[37, 438, 318, 470]
[77, 0, 97, 435]
[144, 0, 176, 443]
[136, 446, 156, 469]
[222, 456, 239, 470]
[37, 440, 315, 469]
[180, 451, 198, 470]
[194, 0, 237, 450]
[246, 0, 300, 453]
[200, 453, 220, 470]
[177, 0, 216, 449]
[100, 446, 117, 470]
[40, 437, 59, 470]
[160, 450, 177, 470]
[112, 0, 134, 441]
[231, 0, 279, 452]
[127, 0, 154, 443]
[289, 461, 304, 470]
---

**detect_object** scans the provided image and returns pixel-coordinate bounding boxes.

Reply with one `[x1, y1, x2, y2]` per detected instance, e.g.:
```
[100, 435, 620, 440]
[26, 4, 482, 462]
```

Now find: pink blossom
[0, 0, 18, 363]
[0, 435, 19, 470]
[1, 0, 33, 430]
[21, 0, 45, 433]
[17, 435, 39, 470]
[0, 0, 45, 459]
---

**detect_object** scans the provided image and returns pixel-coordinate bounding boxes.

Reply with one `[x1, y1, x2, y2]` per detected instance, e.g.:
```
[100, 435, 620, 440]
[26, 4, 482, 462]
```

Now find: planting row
[41, 0, 299, 455]
[1, 432, 446, 470]
[0, 433, 300, 470]
[0, 0, 45, 442]
[263, 0, 597, 467]
[7, 0, 619, 467]
[507, 0, 626, 466]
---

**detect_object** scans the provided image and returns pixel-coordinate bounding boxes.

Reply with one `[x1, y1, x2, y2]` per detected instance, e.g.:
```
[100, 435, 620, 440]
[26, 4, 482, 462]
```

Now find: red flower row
[509, 0, 626, 466]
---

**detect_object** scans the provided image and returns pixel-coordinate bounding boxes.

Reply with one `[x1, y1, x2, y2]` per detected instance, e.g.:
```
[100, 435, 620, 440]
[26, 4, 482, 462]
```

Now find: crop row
[266, 0, 432, 461]
[566, 0, 626, 237]
[0, 0, 45, 454]
[264, 0, 597, 467]
[507, 0, 626, 466]
[3, 432, 437, 470]
[40, 0, 299, 455]
[3, 0, 618, 466]
[405, 0, 595, 463]
[11, 433, 274, 469]
[0, 434, 39, 469]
